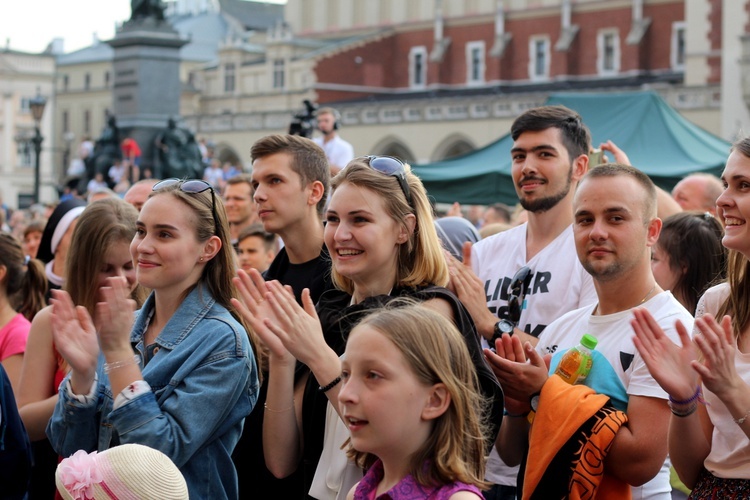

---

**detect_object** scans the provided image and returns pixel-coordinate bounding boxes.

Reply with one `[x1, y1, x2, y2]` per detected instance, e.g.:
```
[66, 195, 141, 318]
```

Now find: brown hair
[64, 198, 146, 314]
[511, 105, 591, 161]
[717, 137, 750, 338]
[0, 233, 46, 320]
[149, 184, 263, 375]
[250, 134, 330, 215]
[579, 163, 657, 220]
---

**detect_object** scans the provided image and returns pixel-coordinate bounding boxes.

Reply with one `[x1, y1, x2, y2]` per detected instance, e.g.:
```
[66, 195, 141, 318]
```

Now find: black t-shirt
[232, 244, 335, 499]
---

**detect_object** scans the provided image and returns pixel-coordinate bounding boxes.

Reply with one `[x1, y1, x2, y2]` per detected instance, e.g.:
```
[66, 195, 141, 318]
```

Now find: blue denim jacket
[47, 284, 259, 499]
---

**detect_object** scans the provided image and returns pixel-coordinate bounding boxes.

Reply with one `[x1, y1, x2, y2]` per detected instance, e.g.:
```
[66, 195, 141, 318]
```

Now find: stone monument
[107, 0, 189, 178]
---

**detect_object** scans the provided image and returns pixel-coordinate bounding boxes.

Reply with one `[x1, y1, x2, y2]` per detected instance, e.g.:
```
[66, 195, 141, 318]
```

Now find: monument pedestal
[108, 20, 187, 177]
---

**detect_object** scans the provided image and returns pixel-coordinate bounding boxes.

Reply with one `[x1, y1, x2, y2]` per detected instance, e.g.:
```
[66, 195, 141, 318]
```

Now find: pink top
[0, 313, 30, 360]
[354, 460, 483, 500]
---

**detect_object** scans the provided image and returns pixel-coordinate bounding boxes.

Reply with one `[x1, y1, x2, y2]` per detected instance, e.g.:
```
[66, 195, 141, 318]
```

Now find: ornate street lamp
[29, 89, 47, 204]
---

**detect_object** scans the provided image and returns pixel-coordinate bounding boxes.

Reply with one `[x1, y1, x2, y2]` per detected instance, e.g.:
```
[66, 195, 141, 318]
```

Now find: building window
[105, 71, 111, 88]
[466, 41, 485, 85]
[84, 73, 91, 90]
[224, 63, 236, 93]
[62, 110, 69, 133]
[409, 46, 427, 88]
[273, 59, 285, 89]
[83, 110, 91, 134]
[671, 22, 686, 70]
[20, 97, 30, 113]
[597, 29, 620, 75]
[528, 36, 550, 81]
[17, 139, 32, 167]
[62, 74, 69, 91]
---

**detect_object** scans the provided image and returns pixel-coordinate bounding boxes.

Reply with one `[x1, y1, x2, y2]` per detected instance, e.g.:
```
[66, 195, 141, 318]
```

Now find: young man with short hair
[313, 107, 354, 177]
[488, 164, 693, 499]
[223, 174, 258, 246]
[235, 223, 277, 274]
[232, 134, 332, 498]
[449, 105, 597, 499]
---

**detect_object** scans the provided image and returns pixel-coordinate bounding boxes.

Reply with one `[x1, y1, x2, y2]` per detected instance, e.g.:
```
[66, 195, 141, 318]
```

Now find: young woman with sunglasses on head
[234, 157, 502, 499]
[46, 179, 260, 499]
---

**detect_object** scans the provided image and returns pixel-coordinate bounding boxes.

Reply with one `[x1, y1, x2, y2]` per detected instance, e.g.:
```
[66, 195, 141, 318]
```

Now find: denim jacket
[47, 284, 259, 499]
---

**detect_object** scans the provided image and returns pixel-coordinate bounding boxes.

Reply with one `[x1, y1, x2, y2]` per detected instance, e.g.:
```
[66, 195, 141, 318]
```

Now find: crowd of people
[0, 104, 748, 499]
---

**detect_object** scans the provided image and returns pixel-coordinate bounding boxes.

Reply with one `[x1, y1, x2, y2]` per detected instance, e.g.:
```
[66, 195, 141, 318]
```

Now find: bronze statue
[154, 118, 203, 179]
[80, 115, 122, 193]
[130, 0, 166, 22]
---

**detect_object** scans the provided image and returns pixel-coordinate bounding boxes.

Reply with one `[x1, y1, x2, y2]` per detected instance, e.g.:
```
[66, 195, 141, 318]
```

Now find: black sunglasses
[153, 178, 218, 233]
[507, 266, 532, 324]
[360, 155, 413, 208]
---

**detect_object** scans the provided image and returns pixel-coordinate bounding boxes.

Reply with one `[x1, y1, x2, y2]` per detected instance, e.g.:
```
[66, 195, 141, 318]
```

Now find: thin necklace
[594, 283, 656, 315]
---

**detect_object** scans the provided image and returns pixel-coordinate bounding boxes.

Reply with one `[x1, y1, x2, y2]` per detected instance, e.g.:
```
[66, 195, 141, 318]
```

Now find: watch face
[497, 319, 514, 334]
[530, 394, 540, 412]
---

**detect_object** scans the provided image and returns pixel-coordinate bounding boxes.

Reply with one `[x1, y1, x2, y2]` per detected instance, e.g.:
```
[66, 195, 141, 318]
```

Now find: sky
[1, 0, 285, 54]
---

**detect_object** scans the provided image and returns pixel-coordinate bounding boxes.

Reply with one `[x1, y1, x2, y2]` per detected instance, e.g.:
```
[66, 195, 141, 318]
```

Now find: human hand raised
[94, 277, 137, 358]
[446, 244, 495, 339]
[631, 307, 698, 401]
[232, 268, 294, 364]
[50, 290, 99, 392]
[484, 334, 548, 403]
[692, 313, 744, 401]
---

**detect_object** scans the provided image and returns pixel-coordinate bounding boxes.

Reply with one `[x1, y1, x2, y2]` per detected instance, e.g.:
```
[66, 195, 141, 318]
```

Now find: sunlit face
[650, 243, 680, 292]
[22, 230, 42, 259]
[236, 235, 274, 274]
[97, 240, 137, 299]
[131, 193, 212, 295]
[717, 151, 750, 257]
[510, 128, 577, 213]
[574, 175, 658, 282]
[124, 183, 154, 212]
[324, 182, 408, 295]
[223, 182, 256, 226]
[338, 325, 437, 463]
[252, 153, 315, 237]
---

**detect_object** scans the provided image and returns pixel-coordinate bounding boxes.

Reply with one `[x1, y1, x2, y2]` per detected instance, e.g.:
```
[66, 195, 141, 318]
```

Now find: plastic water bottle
[554, 334, 598, 385]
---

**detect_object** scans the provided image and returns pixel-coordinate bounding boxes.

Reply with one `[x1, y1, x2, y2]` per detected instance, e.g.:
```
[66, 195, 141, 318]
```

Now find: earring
[199, 256, 204, 262]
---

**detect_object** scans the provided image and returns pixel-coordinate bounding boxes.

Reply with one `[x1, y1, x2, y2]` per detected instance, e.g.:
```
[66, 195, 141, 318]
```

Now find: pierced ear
[201, 235, 222, 261]
[397, 214, 417, 244]
[421, 383, 450, 421]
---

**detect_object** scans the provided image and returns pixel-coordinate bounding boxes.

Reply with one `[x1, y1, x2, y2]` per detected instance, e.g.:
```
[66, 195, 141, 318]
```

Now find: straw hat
[55, 444, 188, 500]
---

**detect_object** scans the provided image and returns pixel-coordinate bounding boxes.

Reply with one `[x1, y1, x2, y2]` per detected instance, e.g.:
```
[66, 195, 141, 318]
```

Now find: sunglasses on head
[507, 266, 532, 324]
[359, 155, 413, 208]
[152, 178, 218, 234]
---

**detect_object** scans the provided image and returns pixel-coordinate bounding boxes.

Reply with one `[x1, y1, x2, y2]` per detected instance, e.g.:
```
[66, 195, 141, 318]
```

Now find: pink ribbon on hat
[58, 450, 104, 500]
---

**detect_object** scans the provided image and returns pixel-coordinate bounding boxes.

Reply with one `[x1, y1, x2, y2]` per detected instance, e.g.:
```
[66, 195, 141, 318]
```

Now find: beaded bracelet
[668, 386, 703, 406]
[103, 355, 140, 374]
[318, 375, 342, 393]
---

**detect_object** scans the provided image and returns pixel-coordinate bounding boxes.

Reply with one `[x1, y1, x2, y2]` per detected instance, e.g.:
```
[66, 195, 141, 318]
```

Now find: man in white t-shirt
[449, 105, 596, 499]
[487, 164, 693, 499]
[313, 107, 354, 176]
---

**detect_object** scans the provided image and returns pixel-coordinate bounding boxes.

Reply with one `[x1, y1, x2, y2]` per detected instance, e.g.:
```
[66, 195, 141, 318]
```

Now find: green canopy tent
[412, 91, 731, 205]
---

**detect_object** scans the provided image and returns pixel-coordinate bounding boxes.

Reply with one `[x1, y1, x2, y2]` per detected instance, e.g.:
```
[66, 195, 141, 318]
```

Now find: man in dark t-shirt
[232, 134, 333, 498]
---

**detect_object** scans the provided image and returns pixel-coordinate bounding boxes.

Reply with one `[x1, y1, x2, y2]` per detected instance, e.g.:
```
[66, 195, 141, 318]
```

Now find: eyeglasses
[153, 178, 218, 233]
[507, 266, 532, 324]
[360, 155, 413, 208]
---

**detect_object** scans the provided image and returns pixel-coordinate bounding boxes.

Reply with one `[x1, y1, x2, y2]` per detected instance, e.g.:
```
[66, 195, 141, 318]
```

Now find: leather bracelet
[103, 355, 140, 374]
[669, 401, 698, 417]
[318, 375, 342, 393]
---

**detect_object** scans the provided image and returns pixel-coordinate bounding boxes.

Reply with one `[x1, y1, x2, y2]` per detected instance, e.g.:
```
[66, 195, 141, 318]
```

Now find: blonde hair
[329, 161, 448, 294]
[148, 185, 263, 375]
[345, 302, 489, 489]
